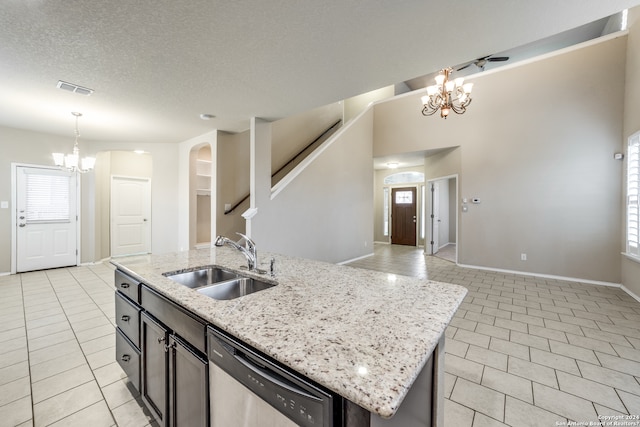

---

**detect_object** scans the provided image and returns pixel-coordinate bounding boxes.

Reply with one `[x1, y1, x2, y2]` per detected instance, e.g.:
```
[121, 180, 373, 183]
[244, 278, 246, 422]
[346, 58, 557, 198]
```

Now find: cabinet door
[141, 312, 169, 427]
[169, 335, 209, 427]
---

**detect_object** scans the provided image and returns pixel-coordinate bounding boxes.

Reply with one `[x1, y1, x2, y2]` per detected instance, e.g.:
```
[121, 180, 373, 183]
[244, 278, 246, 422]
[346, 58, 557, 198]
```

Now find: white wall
[374, 34, 627, 283]
[373, 166, 426, 245]
[177, 131, 217, 252]
[436, 178, 450, 248]
[250, 111, 374, 263]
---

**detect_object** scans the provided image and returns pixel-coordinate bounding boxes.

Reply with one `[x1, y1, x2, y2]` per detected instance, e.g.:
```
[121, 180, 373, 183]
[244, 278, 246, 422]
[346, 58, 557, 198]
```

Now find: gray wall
[93, 150, 153, 260]
[216, 130, 250, 239]
[375, 35, 627, 283]
[623, 8, 640, 295]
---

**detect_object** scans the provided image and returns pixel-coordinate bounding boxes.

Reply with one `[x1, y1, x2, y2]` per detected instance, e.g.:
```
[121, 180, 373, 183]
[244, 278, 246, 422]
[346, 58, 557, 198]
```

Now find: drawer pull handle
[120, 283, 130, 289]
[121, 354, 131, 362]
[121, 315, 130, 322]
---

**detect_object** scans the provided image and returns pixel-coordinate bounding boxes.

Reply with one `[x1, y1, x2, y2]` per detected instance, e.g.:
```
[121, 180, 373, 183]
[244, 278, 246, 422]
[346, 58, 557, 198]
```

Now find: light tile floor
[0, 263, 156, 427]
[349, 244, 640, 426]
[2, 246, 640, 426]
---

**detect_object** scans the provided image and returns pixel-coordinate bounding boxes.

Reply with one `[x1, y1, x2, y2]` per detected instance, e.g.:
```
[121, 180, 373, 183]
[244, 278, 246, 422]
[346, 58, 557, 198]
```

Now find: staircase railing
[224, 119, 342, 215]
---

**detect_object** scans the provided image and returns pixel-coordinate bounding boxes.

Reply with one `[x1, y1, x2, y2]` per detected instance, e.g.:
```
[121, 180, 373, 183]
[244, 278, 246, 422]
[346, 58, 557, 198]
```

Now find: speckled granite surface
[111, 247, 467, 418]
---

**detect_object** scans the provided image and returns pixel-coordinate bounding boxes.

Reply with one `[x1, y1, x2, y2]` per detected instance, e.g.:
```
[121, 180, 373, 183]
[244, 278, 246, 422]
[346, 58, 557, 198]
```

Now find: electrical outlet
[520, 253, 527, 261]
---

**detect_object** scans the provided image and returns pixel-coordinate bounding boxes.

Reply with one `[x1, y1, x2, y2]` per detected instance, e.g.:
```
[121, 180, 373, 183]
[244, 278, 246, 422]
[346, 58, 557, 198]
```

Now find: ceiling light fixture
[199, 113, 215, 120]
[421, 68, 473, 119]
[387, 162, 399, 169]
[52, 112, 95, 173]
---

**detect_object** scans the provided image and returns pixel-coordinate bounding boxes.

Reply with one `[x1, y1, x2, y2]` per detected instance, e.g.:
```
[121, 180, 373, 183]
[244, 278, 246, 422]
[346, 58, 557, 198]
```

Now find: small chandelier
[421, 68, 473, 119]
[52, 112, 95, 173]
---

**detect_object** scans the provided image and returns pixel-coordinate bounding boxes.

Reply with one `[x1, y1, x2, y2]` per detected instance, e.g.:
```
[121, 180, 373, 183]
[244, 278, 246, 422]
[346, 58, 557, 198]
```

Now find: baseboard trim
[457, 263, 621, 287]
[457, 262, 640, 303]
[620, 284, 640, 303]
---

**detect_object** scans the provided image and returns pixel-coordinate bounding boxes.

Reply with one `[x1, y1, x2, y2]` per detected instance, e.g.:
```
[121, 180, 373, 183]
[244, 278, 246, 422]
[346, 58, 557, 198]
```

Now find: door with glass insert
[391, 187, 417, 246]
[16, 166, 78, 272]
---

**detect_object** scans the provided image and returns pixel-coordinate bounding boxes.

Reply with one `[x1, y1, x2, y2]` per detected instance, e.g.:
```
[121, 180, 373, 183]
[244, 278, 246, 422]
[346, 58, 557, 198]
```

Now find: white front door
[16, 166, 78, 272]
[111, 176, 151, 257]
[430, 182, 440, 255]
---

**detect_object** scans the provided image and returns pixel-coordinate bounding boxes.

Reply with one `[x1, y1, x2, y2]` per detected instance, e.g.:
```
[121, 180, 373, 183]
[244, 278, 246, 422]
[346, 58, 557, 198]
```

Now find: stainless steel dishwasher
[207, 326, 337, 427]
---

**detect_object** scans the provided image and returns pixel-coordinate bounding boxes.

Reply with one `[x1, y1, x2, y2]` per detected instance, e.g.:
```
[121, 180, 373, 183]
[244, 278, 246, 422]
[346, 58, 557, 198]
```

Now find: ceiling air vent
[56, 80, 94, 96]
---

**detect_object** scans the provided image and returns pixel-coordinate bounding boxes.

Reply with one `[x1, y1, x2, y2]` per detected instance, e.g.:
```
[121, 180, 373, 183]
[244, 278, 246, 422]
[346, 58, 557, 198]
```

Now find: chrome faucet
[214, 232, 258, 271]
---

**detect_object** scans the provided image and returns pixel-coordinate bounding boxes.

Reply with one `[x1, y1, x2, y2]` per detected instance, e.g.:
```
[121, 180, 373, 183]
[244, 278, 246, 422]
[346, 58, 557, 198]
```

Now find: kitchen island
[111, 246, 467, 426]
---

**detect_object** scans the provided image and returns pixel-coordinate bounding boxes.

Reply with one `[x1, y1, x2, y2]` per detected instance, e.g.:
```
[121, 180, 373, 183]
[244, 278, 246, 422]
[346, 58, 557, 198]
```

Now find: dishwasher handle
[234, 350, 321, 402]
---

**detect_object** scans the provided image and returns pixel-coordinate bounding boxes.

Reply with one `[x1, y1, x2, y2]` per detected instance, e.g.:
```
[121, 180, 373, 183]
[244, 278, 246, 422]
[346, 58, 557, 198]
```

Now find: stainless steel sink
[164, 267, 239, 289]
[164, 266, 275, 300]
[197, 277, 275, 300]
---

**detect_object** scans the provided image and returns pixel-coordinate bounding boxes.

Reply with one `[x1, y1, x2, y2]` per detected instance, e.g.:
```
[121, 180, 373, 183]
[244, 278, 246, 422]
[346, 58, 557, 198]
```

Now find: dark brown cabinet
[141, 312, 169, 426]
[115, 271, 142, 392]
[116, 271, 209, 427]
[169, 335, 209, 427]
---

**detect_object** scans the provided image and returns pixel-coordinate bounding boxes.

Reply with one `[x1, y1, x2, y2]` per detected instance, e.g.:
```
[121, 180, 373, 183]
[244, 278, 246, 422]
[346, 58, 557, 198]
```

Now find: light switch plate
[0, 201, 8, 209]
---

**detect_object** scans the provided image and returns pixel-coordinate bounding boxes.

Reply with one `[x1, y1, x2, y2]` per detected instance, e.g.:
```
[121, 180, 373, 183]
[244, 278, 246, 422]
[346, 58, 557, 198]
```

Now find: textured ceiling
[0, 1, 638, 143]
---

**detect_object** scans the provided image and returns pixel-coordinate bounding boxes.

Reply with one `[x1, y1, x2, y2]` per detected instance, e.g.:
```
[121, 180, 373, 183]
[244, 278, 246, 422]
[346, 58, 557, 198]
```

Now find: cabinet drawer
[116, 292, 141, 348]
[116, 328, 140, 392]
[115, 270, 140, 303]
[141, 285, 207, 354]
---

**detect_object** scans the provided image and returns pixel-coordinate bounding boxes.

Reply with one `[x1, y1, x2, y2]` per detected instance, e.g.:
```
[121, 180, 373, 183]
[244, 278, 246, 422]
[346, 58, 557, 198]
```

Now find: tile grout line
[19, 271, 35, 427]
[28, 268, 118, 427]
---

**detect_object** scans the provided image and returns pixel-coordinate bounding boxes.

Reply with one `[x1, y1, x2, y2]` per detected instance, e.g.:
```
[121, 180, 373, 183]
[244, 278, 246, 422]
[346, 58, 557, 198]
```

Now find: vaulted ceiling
[0, 1, 637, 143]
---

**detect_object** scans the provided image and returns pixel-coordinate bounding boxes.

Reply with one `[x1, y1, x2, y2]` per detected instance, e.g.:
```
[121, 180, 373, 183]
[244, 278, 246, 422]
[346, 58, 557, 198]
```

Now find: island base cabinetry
[344, 336, 444, 427]
[115, 269, 209, 427]
[115, 268, 446, 427]
[139, 287, 209, 427]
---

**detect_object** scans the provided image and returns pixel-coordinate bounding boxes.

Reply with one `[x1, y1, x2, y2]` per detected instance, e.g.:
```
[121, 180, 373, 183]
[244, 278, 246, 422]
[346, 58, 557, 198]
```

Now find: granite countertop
[111, 247, 467, 419]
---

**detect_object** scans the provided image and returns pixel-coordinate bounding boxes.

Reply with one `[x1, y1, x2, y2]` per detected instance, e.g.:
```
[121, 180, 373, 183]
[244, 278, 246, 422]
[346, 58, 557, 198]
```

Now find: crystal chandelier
[52, 112, 95, 173]
[421, 68, 473, 119]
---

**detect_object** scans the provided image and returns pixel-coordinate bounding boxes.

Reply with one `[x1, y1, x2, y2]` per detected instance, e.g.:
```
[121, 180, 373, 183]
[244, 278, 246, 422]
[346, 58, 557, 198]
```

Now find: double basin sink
[163, 267, 275, 300]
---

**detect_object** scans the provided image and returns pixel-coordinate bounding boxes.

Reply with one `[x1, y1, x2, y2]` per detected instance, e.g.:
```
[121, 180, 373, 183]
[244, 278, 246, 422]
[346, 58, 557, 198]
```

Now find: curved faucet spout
[214, 234, 257, 271]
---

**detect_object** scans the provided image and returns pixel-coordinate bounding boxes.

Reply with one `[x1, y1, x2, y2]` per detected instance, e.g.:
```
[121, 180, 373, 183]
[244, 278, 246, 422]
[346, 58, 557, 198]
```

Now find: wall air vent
[56, 80, 94, 96]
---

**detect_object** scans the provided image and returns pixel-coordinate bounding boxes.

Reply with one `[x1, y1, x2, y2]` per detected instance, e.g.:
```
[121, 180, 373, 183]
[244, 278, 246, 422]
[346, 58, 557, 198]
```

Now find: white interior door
[111, 176, 151, 257]
[430, 182, 440, 255]
[16, 166, 78, 272]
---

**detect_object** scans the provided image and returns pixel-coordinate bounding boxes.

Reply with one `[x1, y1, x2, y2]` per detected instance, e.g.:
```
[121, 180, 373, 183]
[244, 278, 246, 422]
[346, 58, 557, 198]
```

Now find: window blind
[628, 133, 640, 257]
[25, 173, 70, 222]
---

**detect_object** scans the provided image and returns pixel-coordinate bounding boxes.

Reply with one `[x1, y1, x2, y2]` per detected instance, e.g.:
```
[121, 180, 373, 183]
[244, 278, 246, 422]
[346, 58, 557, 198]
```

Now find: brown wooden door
[391, 187, 417, 246]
